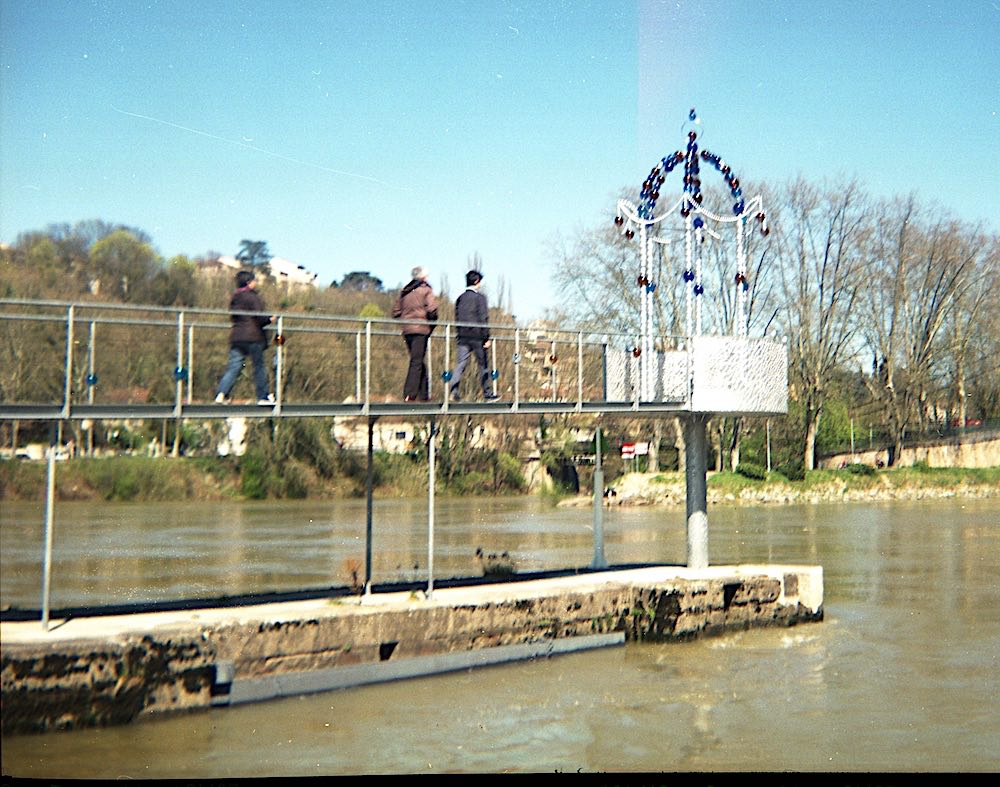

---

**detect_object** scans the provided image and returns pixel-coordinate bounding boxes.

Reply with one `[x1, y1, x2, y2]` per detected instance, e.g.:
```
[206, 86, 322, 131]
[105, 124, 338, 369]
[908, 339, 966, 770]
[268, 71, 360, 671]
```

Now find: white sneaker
[256, 394, 275, 406]
[214, 392, 227, 404]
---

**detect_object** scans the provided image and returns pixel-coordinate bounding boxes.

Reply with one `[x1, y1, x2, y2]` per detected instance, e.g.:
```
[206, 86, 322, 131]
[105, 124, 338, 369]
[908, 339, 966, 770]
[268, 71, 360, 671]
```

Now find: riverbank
[0, 454, 447, 502]
[559, 467, 1000, 508]
[3, 456, 997, 506]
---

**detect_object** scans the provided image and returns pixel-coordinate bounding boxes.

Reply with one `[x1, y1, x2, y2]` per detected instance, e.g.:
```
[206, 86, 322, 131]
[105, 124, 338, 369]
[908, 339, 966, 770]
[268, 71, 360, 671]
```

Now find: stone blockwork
[2, 566, 822, 735]
[2, 634, 214, 734]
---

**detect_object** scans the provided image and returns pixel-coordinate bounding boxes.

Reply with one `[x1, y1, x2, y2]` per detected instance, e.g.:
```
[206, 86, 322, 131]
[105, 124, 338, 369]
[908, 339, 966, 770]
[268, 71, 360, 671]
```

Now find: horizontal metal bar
[0, 399, 708, 422]
[2, 297, 684, 347]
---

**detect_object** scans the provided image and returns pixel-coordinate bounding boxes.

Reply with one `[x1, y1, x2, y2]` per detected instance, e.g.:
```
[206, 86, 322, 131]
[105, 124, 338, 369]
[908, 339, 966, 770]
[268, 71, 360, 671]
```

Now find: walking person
[449, 269, 499, 402]
[214, 269, 274, 405]
[392, 266, 438, 401]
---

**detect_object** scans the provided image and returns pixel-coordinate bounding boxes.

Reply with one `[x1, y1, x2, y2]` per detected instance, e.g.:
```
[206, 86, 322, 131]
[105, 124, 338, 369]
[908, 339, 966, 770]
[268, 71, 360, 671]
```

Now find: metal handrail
[2, 298, 693, 416]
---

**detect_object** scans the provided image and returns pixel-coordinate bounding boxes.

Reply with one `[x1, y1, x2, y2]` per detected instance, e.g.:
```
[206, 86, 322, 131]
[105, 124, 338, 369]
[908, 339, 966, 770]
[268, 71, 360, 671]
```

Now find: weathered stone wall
[819, 430, 1000, 469]
[2, 570, 822, 736]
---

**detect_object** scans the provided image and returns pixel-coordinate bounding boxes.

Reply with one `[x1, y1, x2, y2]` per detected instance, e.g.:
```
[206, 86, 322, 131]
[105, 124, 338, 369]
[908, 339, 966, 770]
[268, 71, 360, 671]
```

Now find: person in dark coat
[392, 266, 438, 401]
[449, 269, 498, 402]
[214, 270, 274, 405]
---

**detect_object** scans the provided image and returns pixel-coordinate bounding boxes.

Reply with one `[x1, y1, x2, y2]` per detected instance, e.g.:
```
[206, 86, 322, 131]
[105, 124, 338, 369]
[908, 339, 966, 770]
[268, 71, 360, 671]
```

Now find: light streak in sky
[110, 105, 409, 191]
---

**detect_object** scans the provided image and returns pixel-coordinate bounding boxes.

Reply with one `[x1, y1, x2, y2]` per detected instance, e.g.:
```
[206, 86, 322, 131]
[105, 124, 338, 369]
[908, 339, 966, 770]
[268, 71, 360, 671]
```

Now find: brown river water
[2, 495, 998, 775]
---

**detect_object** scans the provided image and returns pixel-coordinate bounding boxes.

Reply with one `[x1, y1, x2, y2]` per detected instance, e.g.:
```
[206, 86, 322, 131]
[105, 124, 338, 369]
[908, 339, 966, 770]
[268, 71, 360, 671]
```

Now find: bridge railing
[0, 298, 691, 415]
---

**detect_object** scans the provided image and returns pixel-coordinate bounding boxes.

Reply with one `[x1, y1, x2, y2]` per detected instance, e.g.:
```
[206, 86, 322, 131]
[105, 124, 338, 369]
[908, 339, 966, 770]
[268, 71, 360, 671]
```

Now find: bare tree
[941, 230, 999, 429]
[861, 196, 980, 464]
[774, 177, 870, 469]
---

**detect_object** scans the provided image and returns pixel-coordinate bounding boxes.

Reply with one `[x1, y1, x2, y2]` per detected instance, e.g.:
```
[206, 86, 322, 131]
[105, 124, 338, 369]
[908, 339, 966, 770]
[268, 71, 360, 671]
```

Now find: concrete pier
[1, 564, 822, 736]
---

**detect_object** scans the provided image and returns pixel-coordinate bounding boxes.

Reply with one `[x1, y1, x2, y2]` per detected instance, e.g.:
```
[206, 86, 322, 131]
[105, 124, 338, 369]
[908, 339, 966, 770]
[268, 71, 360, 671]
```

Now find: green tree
[340, 271, 384, 291]
[88, 230, 161, 302]
[236, 240, 272, 275]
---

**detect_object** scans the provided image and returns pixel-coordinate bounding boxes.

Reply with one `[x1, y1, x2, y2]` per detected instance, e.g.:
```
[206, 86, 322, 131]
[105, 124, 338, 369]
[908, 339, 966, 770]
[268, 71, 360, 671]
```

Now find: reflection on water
[1, 497, 691, 609]
[2, 497, 999, 774]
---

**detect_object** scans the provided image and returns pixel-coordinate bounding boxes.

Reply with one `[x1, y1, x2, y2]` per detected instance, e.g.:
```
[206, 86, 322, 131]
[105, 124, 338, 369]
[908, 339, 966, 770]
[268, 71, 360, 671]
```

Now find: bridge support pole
[427, 418, 437, 597]
[364, 417, 376, 595]
[684, 414, 709, 569]
[591, 426, 607, 569]
[41, 424, 57, 630]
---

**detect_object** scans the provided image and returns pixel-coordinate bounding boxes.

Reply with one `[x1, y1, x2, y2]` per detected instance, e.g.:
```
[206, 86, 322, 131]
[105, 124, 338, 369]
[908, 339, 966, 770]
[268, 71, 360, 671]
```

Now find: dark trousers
[217, 340, 269, 400]
[403, 333, 429, 400]
[450, 339, 490, 398]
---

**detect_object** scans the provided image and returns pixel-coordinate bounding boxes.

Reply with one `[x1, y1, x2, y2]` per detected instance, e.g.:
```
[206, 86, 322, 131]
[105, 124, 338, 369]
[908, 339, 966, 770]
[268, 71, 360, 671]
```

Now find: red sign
[621, 442, 636, 459]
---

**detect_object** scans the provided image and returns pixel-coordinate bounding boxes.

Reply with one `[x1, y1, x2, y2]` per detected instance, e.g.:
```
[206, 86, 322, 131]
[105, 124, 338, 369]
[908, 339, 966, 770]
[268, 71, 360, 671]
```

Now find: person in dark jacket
[449, 269, 498, 402]
[214, 270, 274, 405]
[392, 266, 438, 401]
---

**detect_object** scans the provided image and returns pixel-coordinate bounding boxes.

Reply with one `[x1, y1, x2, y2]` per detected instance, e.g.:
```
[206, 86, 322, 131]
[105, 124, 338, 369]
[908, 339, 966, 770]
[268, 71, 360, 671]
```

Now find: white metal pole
[62, 305, 74, 419]
[355, 331, 362, 402]
[364, 321, 372, 411]
[427, 419, 436, 597]
[766, 419, 772, 473]
[591, 426, 607, 569]
[41, 444, 56, 631]
[443, 324, 451, 411]
[513, 327, 521, 410]
[87, 321, 96, 456]
[275, 315, 284, 411]
[186, 324, 194, 404]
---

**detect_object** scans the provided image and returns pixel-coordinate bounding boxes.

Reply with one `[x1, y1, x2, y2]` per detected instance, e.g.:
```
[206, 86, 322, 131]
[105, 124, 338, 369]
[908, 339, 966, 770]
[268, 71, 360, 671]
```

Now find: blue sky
[2, 0, 997, 320]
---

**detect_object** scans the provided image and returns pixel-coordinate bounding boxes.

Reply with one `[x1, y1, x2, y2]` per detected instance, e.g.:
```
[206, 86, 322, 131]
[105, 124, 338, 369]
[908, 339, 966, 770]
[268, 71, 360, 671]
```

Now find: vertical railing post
[513, 327, 521, 411]
[274, 315, 284, 413]
[550, 340, 557, 402]
[87, 321, 96, 455]
[426, 418, 436, 597]
[766, 419, 772, 473]
[364, 321, 372, 412]
[427, 334, 433, 401]
[186, 324, 194, 404]
[41, 426, 57, 631]
[591, 425, 607, 569]
[490, 339, 497, 397]
[174, 312, 185, 417]
[355, 331, 362, 402]
[601, 337, 608, 402]
[172, 312, 185, 456]
[577, 332, 584, 410]
[61, 305, 74, 419]
[443, 324, 451, 412]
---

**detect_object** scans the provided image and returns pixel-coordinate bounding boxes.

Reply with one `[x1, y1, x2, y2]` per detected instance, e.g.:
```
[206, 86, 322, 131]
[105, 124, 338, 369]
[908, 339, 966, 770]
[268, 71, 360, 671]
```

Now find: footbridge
[1, 108, 791, 628]
[0, 298, 786, 422]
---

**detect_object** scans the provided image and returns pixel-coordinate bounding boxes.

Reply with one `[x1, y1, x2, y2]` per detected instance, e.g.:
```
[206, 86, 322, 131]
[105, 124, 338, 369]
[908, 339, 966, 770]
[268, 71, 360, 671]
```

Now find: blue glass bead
[689, 108, 697, 121]
[491, 370, 499, 380]
[694, 284, 704, 296]
[442, 371, 452, 382]
[86, 373, 98, 386]
[683, 269, 695, 282]
[173, 366, 188, 382]
[646, 283, 656, 293]
[693, 217, 704, 229]
[733, 201, 745, 214]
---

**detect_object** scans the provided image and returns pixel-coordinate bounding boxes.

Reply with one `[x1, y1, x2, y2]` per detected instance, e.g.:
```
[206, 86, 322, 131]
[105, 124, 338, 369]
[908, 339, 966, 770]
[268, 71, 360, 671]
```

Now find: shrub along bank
[0, 450, 527, 503]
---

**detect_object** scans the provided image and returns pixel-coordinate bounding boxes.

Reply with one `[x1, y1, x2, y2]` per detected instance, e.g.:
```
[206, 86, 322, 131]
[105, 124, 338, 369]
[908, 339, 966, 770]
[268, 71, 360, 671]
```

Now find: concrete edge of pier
[1, 564, 823, 735]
